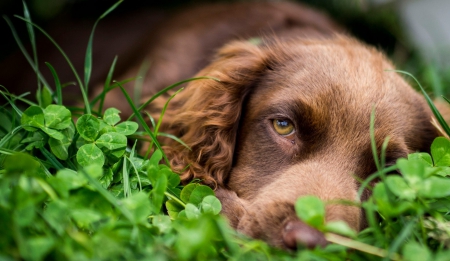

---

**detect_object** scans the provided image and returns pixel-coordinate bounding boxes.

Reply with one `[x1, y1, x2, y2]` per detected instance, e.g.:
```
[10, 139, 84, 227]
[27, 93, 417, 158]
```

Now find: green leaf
[402, 241, 432, 261]
[121, 192, 152, 224]
[324, 221, 357, 238]
[114, 121, 138, 135]
[70, 208, 104, 228]
[397, 158, 427, 186]
[103, 107, 121, 126]
[48, 124, 74, 160]
[55, 169, 86, 190]
[185, 203, 201, 220]
[385, 176, 416, 200]
[22, 131, 47, 150]
[21, 105, 45, 131]
[189, 185, 214, 206]
[4, 153, 40, 175]
[152, 215, 172, 234]
[295, 196, 325, 228]
[180, 183, 199, 203]
[149, 149, 163, 167]
[77, 143, 105, 167]
[166, 199, 184, 219]
[96, 132, 127, 151]
[431, 137, 450, 166]
[99, 167, 114, 189]
[21, 236, 55, 261]
[419, 176, 450, 198]
[164, 168, 181, 188]
[200, 195, 222, 215]
[150, 173, 167, 214]
[43, 104, 71, 129]
[408, 152, 433, 166]
[76, 114, 100, 141]
[40, 86, 53, 108]
[41, 126, 64, 140]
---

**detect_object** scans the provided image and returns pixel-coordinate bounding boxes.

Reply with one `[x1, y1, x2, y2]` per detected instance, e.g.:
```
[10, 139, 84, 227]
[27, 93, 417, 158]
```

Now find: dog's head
[156, 35, 439, 248]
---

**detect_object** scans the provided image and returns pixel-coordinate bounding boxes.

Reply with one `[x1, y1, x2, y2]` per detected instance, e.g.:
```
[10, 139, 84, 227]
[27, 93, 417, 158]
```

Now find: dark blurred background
[1, 0, 449, 98]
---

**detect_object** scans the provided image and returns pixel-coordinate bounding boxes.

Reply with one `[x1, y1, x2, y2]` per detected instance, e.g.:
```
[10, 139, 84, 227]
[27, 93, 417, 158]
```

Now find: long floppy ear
[159, 41, 268, 186]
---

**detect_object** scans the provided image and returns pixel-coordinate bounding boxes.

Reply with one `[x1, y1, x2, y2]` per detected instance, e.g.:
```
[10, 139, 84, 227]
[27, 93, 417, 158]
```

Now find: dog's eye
[272, 119, 295, 136]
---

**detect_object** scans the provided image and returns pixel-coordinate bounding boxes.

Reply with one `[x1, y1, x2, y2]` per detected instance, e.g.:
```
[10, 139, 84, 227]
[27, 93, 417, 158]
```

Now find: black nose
[282, 220, 328, 250]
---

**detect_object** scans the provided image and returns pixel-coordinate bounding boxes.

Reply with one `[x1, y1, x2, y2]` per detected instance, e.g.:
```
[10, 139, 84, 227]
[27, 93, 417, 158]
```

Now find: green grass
[1, 1, 450, 260]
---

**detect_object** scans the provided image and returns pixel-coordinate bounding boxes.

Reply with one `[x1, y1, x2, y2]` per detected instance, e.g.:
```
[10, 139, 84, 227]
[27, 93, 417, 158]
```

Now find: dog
[3, 1, 440, 249]
[120, 2, 438, 249]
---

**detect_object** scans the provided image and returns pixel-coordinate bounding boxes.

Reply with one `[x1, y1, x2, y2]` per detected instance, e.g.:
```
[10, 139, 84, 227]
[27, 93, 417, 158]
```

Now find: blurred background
[1, 0, 450, 98]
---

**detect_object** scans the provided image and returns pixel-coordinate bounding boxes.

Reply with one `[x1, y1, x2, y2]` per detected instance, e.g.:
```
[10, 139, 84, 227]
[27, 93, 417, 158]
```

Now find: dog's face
[158, 36, 439, 248]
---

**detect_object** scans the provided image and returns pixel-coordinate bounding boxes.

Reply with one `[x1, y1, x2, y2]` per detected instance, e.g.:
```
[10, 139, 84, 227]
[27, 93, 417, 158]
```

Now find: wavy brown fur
[156, 41, 268, 186]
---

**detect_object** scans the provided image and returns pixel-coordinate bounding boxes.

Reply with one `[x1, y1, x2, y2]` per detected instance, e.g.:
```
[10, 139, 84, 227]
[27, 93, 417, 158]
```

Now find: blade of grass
[123, 155, 130, 198]
[115, 82, 169, 165]
[0, 88, 24, 117]
[154, 88, 183, 135]
[45, 62, 63, 105]
[84, 0, 123, 91]
[97, 56, 118, 114]
[14, 16, 90, 114]
[0, 89, 36, 107]
[127, 76, 219, 121]
[393, 70, 450, 136]
[326, 233, 401, 261]
[90, 77, 136, 107]
[380, 136, 390, 170]
[39, 146, 64, 170]
[134, 60, 150, 106]
[357, 165, 397, 199]
[144, 111, 156, 129]
[383, 218, 416, 261]
[3, 16, 52, 95]
[370, 106, 381, 172]
[157, 132, 191, 150]
[22, 0, 42, 105]
[0, 126, 24, 148]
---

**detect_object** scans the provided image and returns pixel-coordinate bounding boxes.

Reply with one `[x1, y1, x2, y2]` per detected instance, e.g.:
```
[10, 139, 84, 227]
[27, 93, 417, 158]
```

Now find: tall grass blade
[97, 56, 118, 114]
[84, 0, 123, 91]
[90, 77, 136, 108]
[154, 88, 183, 135]
[13, 16, 90, 114]
[128, 76, 219, 121]
[45, 62, 63, 105]
[134, 60, 150, 105]
[370, 106, 381, 171]
[22, 0, 42, 105]
[158, 132, 191, 150]
[115, 82, 169, 165]
[393, 70, 450, 136]
[3, 16, 51, 94]
[0, 87, 23, 117]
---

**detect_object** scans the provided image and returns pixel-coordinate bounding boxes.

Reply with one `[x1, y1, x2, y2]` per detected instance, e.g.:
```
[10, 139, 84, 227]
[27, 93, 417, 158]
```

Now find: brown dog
[119, 2, 438, 249]
[4, 1, 440, 249]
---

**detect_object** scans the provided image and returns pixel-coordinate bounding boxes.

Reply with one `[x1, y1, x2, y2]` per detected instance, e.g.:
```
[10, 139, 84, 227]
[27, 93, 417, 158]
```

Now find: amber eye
[272, 119, 295, 136]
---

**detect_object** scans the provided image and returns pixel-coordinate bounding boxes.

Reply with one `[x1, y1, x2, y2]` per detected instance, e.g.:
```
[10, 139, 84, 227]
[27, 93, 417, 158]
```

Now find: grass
[1, 1, 450, 260]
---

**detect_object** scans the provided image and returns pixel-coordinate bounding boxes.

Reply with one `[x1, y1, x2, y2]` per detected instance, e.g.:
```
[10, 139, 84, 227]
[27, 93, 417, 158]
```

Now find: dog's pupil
[278, 120, 289, 127]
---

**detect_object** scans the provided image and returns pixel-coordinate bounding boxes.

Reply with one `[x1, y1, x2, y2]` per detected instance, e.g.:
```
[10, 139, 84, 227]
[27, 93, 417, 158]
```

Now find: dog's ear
[159, 41, 268, 186]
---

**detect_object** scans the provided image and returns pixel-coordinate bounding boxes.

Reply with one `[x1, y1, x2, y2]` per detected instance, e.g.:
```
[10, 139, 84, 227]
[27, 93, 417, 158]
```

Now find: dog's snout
[282, 220, 327, 250]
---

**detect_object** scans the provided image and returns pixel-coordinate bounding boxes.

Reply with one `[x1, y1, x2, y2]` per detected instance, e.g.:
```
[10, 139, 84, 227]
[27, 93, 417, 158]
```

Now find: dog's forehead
[251, 38, 415, 117]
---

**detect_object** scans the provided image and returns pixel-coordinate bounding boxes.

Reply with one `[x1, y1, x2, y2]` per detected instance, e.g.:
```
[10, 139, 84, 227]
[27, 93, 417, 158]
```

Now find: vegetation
[1, 1, 450, 260]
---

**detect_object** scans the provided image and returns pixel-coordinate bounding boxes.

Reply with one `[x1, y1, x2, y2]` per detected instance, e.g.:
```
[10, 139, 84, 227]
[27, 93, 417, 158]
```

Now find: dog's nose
[282, 220, 328, 249]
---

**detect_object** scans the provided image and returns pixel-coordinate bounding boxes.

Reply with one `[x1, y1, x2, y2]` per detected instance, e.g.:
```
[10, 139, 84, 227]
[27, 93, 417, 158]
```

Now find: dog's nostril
[282, 220, 328, 250]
